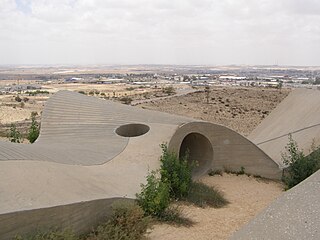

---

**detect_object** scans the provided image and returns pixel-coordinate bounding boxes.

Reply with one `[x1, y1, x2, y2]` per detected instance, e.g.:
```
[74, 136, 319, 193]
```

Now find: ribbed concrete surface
[249, 88, 320, 167]
[0, 91, 189, 165]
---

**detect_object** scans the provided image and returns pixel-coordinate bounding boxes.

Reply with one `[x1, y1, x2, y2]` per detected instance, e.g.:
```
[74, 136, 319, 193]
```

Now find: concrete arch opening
[179, 133, 213, 177]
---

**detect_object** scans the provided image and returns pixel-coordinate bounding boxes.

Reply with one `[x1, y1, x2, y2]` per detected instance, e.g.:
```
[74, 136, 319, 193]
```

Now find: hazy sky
[0, 0, 320, 65]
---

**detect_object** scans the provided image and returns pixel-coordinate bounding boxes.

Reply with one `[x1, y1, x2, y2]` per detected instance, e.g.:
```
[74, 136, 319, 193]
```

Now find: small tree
[282, 134, 304, 167]
[15, 95, 22, 102]
[160, 144, 194, 199]
[282, 134, 320, 189]
[277, 81, 283, 92]
[8, 124, 22, 143]
[27, 112, 40, 143]
[136, 170, 170, 217]
[205, 85, 210, 104]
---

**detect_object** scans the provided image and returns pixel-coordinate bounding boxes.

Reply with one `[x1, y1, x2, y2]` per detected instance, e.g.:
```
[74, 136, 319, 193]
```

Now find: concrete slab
[249, 88, 320, 167]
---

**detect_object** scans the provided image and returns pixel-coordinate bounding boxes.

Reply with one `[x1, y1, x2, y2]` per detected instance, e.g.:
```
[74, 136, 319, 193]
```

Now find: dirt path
[149, 174, 283, 240]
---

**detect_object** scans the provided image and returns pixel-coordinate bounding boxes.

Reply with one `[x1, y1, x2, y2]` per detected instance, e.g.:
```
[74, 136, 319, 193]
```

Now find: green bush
[136, 171, 170, 217]
[15, 95, 22, 102]
[222, 166, 246, 176]
[8, 123, 22, 143]
[26, 90, 50, 96]
[89, 201, 150, 240]
[186, 182, 229, 208]
[137, 144, 228, 224]
[126, 87, 135, 91]
[119, 96, 133, 105]
[282, 134, 320, 189]
[27, 112, 40, 143]
[237, 166, 245, 175]
[162, 86, 176, 95]
[160, 144, 193, 199]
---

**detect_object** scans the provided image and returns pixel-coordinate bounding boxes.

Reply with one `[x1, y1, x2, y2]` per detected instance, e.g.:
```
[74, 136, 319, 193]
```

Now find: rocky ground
[139, 87, 290, 136]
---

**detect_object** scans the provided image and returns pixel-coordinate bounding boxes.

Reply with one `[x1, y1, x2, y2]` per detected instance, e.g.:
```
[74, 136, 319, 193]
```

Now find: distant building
[219, 76, 246, 81]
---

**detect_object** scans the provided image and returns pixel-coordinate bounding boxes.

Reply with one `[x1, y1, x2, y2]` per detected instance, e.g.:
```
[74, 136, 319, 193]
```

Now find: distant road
[131, 88, 198, 106]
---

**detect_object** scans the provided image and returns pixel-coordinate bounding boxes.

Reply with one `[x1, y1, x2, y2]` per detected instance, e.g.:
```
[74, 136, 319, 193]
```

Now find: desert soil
[139, 87, 290, 136]
[0, 95, 45, 124]
[149, 174, 283, 240]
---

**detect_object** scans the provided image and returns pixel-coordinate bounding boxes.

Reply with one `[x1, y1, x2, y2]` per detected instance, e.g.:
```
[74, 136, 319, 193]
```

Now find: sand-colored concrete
[0, 90, 281, 239]
[249, 88, 320, 166]
[232, 88, 320, 239]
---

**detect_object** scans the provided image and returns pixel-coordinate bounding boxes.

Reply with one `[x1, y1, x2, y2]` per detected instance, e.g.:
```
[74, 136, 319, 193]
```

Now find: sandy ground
[0, 95, 45, 124]
[140, 87, 290, 136]
[149, 174, 283, 240]
[0, 105, 32, 124]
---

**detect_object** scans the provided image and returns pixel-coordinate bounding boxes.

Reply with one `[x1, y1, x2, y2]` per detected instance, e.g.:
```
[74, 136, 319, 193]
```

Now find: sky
[0, 0, 320, 66]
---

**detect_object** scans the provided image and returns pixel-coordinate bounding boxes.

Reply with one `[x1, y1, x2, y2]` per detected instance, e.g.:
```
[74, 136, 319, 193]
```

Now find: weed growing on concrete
[282, 134, 320, 189]
[223, 166, 246, 176]
[208, 169, 223, 176]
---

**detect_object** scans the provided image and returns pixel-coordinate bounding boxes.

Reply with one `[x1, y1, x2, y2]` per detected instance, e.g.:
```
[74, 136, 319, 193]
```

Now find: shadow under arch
[168, 122, 281, 180]
[179, 132, 213, 177]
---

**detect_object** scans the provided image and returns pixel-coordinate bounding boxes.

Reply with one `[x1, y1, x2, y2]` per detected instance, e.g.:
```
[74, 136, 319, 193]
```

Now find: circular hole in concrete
[179, 133, 213, 177]
[116, 123, 150, 137]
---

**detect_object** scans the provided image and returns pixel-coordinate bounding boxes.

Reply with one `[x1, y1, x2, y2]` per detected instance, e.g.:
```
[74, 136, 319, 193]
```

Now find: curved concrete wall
[0, 91, 281, 239]
[249, 88, 320, 167]
[0, 198, 127, 240]
[233, 88, 320, 240]
[169, 122, 281, 179]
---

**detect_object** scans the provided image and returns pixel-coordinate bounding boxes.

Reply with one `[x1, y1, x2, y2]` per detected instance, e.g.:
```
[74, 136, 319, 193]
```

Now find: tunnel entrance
[179, 133, 213, 177]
